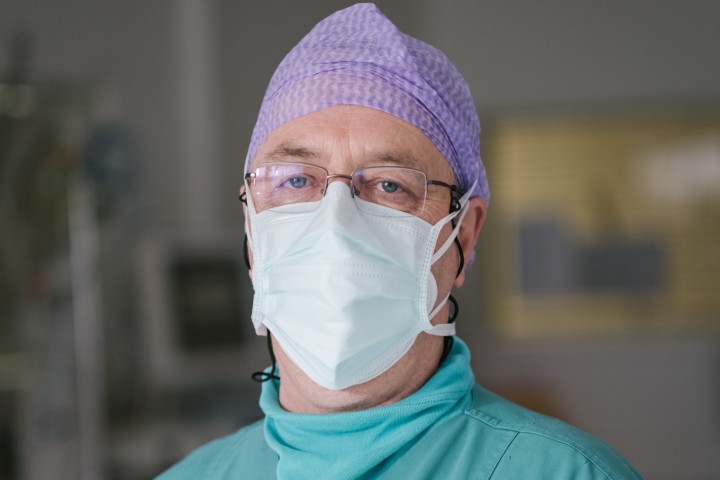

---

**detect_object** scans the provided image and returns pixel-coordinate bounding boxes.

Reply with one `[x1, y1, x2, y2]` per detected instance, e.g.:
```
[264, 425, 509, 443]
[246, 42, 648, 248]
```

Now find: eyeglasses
[244, 162, 461, 216]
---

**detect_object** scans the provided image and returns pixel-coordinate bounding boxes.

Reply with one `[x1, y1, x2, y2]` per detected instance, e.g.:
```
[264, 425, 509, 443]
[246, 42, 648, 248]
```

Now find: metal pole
[68, 174, 104, 480]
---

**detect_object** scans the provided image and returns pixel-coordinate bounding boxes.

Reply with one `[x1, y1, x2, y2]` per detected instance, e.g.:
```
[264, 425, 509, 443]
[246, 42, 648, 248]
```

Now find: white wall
[421, 0, 720, 110]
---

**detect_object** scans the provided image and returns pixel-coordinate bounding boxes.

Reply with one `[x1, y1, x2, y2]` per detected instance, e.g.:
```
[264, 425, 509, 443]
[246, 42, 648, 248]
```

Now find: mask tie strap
[426, 322, 455, 336]
[440, 295, 459, 363]
[241, 184, 258, 284]
[242, 186, 256, 246]
[429, 179, 474, 267]
[430, 200, 469, 264]
[429, 182, 475, 361]
[425, 293, 455, 335]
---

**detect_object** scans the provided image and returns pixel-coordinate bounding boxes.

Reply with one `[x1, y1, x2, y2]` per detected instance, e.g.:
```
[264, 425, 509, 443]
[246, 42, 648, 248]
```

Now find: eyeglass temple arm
[427, 180, 463, 213]
[240, 173, 255, 203]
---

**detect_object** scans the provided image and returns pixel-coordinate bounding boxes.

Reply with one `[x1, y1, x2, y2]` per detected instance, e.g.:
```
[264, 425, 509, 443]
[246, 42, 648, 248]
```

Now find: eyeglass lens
[248, 162, 429, 215]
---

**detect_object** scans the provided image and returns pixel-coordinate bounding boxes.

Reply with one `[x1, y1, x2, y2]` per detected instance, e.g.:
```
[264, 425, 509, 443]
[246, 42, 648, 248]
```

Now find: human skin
[243, 105, 486, 414]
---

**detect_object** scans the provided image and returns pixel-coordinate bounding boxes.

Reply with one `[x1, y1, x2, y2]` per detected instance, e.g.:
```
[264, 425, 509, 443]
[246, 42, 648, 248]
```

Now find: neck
[273, 331, 444, 414]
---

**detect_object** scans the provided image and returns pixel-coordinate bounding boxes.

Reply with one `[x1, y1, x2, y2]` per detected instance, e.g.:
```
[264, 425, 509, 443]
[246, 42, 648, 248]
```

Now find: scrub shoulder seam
[462, 408, 633, 480]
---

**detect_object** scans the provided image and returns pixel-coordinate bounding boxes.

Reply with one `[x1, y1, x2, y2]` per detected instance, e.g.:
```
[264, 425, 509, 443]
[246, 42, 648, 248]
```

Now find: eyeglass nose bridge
[323, 173, 356, 196]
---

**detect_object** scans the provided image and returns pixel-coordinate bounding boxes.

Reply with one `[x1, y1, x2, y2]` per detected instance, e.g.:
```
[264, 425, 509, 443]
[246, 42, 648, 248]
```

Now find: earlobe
[453, 197, 487, 288]
[454, 269, 466, 288]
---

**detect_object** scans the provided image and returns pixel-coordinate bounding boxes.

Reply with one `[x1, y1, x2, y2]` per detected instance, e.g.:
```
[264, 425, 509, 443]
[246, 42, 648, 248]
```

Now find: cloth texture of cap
[246, 2, 489, 200]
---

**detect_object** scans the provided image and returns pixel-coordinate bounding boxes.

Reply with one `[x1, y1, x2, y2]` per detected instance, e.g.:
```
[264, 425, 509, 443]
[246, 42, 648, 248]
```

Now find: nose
[324, 173, 355, 196]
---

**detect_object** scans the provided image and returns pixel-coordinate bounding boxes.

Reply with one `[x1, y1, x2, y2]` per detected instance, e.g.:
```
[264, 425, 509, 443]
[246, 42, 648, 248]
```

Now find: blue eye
[288, 176, 307, 189]
[380, 181, 399, 193]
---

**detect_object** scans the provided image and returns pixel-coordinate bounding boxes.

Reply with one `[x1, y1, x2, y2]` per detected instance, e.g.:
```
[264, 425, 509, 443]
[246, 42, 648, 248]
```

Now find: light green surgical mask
[246, 181, 471, 390]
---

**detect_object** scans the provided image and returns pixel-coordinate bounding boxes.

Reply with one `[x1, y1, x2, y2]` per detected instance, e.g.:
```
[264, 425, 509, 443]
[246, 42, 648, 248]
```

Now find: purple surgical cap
[246, 3, 489, 201]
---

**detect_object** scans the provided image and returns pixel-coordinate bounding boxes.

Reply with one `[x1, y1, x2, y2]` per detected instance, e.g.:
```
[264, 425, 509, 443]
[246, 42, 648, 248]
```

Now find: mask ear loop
[252, 332, 281, 382]
[440, 237, 463, 363]
[243, 234, 251, 271]
[241, 190, 280, 383]
[440, 187, 466, 363]
[239, 191, 254, 285]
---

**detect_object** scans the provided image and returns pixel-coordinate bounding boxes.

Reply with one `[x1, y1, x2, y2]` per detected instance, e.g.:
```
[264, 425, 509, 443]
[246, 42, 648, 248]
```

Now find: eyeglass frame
[241, 162, 464, 215]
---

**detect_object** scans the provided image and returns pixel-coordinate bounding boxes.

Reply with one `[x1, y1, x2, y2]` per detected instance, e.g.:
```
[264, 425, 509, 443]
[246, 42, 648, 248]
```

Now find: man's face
[245, 105, 484, 413]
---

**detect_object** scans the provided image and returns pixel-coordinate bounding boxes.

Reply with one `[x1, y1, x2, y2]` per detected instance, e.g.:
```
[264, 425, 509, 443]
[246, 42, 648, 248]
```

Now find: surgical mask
[246, 181, 471, 390]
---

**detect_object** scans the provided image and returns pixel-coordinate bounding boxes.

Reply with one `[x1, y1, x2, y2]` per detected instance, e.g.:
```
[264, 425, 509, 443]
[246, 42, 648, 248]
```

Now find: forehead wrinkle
[264, 140, 427, 172]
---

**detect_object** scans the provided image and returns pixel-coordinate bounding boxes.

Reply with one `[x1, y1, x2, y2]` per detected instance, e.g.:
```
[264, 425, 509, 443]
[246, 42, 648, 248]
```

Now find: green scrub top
[157, 339, 642, 479]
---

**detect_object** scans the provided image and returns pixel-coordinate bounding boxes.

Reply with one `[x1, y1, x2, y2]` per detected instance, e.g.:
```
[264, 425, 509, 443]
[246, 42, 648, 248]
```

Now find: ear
[453, 197, 488, 288]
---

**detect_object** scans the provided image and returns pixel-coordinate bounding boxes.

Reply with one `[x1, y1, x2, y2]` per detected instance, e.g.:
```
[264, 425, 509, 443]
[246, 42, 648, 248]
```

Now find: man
[159, 4, 642, 479]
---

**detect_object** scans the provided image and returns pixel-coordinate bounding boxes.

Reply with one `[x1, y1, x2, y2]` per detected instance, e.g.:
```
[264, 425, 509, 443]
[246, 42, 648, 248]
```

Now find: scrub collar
[259, 338, 475, 479]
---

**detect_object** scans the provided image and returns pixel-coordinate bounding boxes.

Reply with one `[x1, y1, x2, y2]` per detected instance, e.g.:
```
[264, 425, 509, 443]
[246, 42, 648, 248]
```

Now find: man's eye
[379, 181, 399, 193]
[288, 176, 308, 189]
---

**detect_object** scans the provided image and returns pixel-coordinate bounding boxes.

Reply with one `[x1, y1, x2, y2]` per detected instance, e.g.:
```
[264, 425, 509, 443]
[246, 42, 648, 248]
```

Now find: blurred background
[1, 1, 719, 479]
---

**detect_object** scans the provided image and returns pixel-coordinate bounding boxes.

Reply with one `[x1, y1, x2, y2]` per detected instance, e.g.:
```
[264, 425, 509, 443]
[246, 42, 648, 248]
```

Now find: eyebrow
[370, 151, 422, 169]
[265, 142, 320, 161]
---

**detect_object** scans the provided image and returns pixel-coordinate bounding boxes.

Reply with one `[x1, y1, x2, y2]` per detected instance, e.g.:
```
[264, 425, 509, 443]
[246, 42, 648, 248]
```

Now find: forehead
[251, 105, 455, 181]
